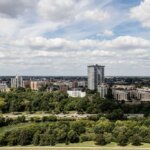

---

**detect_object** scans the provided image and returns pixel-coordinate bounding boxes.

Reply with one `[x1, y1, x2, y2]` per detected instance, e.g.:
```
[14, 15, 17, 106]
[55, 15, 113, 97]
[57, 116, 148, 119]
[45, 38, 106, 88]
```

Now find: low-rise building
[112, 86, 150, 103]
[67, 89, 86, 98]
[30, 81, 46, 90]
[0, 83, 10, 92]
[113, 90, 128, 101]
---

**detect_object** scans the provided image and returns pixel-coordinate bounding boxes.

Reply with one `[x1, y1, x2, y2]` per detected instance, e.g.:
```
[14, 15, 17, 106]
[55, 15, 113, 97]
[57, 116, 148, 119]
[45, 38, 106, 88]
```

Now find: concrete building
[11, 75, 24, 88]
[0, 83, 10, 92]
[88, 64, 105, 90]
[113, 90, 128, 101]
[136, 88, 150, 102]
[67, 89, 86, 98]
[112, 87, 150, 103]
[30, 81, 46, 91]
[97, 83, 108, 98]
[78, 81, 86, 87]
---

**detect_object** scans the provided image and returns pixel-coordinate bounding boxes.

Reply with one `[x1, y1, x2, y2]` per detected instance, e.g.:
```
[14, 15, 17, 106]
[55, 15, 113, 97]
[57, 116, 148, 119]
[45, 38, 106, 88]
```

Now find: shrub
[95, 133, 106, 145]
[131, 134, 141, 146]
[117, 133, 128, 146]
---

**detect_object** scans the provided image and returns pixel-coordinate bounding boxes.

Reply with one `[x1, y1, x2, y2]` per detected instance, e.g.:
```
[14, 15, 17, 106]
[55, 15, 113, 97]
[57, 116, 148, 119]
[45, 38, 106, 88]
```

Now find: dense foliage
[0, 88, 150, 146]
[0, 117, 150, 146]
[1, 88, 149, 116]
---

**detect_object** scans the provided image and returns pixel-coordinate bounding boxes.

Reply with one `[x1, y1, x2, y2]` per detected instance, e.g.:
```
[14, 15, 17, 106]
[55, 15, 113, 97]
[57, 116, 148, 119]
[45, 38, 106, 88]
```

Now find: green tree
[33, 132, 40, 146]
[18, 129, 33, 145]
[68, 130, 79, 143]
[131, 134, 141, 146]
[95, 133, 106, 145]
[117, 132, 128, 146]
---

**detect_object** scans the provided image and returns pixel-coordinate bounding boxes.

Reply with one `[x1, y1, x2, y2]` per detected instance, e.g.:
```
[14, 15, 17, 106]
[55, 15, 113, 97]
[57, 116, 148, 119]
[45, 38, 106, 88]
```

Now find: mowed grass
[0, 142, 150, 150]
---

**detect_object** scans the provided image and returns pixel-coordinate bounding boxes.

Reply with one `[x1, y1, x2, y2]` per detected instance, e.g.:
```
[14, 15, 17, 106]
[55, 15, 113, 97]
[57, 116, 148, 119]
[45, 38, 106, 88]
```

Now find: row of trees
[0, 88, 150, 116]
[0, 117, 150, 146]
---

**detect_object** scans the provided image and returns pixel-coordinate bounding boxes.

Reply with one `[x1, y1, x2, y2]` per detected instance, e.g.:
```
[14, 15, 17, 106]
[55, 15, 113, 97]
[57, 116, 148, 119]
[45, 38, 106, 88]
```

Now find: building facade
[0, 83, 10, 92]
[67, 89, 86, 98]
[88, 64, 105, 90]
[11, 75, 24, 88]
[97, 83, 108, 98]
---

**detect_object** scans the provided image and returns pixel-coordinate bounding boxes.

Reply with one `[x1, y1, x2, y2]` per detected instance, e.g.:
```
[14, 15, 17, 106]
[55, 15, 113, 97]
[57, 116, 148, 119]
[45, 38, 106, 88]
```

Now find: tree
[104, 132, 112, 144]
[131, 134, 141, 146]
[68, 130, 79, 143]
[71, 121, 86, 135]
[94, 119, 112, 134]
[95, 133, 106, 145]
[0, 98, 5, 112]
[18, 129, 33, 145]
[33, 132, 40, 146]
[117, 133, 128, 146]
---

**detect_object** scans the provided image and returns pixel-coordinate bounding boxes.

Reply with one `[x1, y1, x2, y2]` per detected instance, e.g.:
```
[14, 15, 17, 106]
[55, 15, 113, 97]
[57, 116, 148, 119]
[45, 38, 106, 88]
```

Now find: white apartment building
[67, 89, 86, 98]
[11, 75, 24, 88]
[0, 83, 10, 92]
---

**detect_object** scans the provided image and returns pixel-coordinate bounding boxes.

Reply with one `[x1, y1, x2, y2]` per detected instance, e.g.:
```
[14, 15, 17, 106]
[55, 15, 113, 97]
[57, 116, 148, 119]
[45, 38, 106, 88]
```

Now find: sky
[0, 0, 150, 76]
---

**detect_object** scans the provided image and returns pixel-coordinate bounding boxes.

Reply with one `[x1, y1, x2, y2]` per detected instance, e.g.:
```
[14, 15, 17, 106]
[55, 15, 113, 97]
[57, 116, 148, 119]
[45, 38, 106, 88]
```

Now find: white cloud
[37, 0, 76, 22]
[102, 30, 114, 36]
[76, 9, 109, 22]
[97, 30, 114, 37]
[130, 0, 150, 28]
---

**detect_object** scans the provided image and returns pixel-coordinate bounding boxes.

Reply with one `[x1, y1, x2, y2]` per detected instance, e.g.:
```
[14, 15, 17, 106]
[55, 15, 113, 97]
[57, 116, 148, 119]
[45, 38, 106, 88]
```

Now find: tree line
[0, 117, 150, 146]
[0, 88, 149, 116]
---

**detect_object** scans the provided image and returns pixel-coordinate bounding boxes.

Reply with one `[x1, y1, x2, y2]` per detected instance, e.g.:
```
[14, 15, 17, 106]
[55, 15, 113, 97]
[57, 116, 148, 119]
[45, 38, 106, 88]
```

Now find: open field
[0, 142, 150, 150]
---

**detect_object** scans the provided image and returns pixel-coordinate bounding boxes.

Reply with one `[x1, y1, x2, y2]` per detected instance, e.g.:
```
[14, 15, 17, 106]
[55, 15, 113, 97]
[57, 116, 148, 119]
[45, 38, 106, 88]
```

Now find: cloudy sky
[0, 0, 150, 76]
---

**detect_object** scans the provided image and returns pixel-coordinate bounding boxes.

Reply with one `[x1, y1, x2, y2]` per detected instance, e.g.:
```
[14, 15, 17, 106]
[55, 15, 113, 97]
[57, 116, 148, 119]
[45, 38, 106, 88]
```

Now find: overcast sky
[0, 0, 150, 76]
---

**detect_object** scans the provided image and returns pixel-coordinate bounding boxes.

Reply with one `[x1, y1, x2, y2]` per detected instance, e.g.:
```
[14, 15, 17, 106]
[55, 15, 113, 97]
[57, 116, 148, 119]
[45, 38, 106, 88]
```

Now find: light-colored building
[113, 90, 128, 101]
[0, 83, 10, 92]
[30, 81, 46, 91]
[112, 87, 150, 103]
[67, 89, 86, 98]
[136, 88, 150, 102]
[112, 85, 135, 90]
[88, 64, 105, 90]
[97, 83, 108, 98]
[11, 75, 24, 88]
[78, 81, 86, 87]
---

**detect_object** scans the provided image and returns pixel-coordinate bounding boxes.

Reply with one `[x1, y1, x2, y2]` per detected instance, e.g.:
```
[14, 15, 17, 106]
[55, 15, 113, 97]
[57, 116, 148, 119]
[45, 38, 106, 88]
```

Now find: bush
[42, 115, 57, 122]
[117, 133, 128, 146]
[131, 134, 141, 146]
[68, 130, 79, 143]
[18, 129, 33, 145]
[80, 134, 90, 142]
[104, 132, 112, 144]
[30, 117, 41, 122]
[33, 132, 40, 146]
[95, 134, 106, 145]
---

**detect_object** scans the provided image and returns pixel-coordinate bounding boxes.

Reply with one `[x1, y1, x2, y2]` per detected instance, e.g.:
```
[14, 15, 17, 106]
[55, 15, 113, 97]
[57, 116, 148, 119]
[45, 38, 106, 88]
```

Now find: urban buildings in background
[11, 75, 24, 88]
[0, 64, 150, 102]
[88, 64, 105, 90]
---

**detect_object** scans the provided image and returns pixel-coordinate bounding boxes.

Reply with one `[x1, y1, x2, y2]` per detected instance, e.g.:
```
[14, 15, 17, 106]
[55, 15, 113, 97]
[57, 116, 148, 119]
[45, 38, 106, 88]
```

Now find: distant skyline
[0, 0, 150, 76]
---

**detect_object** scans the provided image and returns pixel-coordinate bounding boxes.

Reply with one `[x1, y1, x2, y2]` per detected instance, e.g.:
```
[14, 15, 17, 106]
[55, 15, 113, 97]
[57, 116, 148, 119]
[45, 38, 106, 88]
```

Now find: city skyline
[0, 0, 150, 76]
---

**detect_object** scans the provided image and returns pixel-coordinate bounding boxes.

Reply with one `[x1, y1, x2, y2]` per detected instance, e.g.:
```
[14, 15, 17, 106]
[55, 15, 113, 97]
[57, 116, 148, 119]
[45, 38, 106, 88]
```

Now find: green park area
[0, 89, 150, 148]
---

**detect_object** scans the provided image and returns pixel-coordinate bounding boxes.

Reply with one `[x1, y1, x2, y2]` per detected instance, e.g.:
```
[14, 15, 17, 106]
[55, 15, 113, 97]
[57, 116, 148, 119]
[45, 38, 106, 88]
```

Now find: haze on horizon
[0, 0, 150, 76]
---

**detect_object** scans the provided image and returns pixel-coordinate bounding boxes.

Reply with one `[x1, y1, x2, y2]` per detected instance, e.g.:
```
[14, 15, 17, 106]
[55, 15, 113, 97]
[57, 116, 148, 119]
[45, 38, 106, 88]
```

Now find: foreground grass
[0, 142, 150, 150]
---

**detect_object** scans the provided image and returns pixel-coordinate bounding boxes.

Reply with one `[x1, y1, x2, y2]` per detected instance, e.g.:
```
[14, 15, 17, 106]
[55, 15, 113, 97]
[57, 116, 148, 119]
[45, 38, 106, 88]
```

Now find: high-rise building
[11, 75, 24, 88]
[88, 64, 105, 90]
